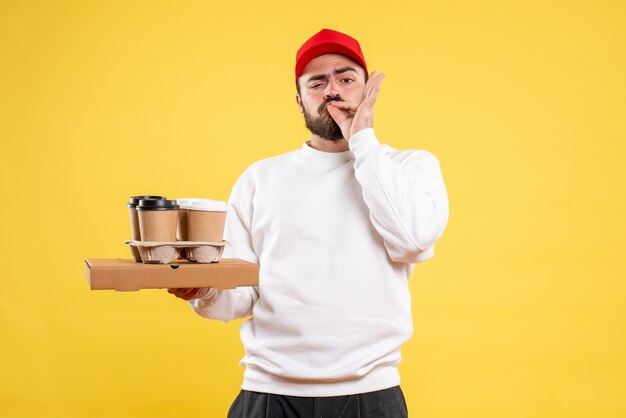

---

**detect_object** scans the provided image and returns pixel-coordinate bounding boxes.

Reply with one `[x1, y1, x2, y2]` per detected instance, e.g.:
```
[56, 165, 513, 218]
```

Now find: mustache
[317, 96, 344, 115]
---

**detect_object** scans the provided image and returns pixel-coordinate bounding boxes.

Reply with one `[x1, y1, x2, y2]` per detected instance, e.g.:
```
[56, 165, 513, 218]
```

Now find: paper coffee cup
[186, 199, 227, 242]
[128, 196, 166, 241]
[137, 199, 179, 242]
[177, 208, 189, 241]
[177, 198, 226, 241]
[176, 198, 211, 241]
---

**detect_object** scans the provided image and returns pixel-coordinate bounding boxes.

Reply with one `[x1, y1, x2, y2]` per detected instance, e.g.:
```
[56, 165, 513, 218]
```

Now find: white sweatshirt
[190, 128, 449, 397]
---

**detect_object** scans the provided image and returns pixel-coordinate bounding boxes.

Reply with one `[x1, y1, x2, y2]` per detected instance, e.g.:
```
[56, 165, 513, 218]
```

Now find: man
[168, 28, 449, 417]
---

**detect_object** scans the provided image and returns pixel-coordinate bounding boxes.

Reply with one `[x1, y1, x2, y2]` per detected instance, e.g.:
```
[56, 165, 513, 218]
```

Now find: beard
[302, 98, 344, 141]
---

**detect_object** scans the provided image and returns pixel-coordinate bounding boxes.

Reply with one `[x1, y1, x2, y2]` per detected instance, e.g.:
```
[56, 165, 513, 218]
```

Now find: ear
[295, 94, 304, 113]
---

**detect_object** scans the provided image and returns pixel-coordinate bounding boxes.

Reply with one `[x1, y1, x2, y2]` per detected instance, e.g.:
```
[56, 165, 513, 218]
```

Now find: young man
[169, 29, 449, 417]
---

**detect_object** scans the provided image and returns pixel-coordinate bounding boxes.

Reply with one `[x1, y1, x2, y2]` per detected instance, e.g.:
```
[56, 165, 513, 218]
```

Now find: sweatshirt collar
[299, 141, 354, 165]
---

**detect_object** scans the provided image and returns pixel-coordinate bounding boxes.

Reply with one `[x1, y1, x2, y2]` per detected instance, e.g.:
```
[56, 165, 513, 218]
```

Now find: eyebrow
[306, 66, 358, 83]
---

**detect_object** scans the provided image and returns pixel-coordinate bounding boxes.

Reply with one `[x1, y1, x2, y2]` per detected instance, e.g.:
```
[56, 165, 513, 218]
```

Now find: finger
[363, 73, 385, 106]
[186, 288, 210, 300]
[180, 288, 201, 299]
[327, 101, 358, 112]
[326, 103, 349, 124]
[168, 288, 182, 295]
[364, 72, 383, 98]
[168, 287, 190, 298]
[363, 71, 379, 98]
[327, 101, 358, 116]
[364, 72, 384, 100]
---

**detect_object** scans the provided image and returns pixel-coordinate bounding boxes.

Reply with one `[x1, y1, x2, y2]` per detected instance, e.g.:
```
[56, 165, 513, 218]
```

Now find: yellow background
[1, 0, 625, 417]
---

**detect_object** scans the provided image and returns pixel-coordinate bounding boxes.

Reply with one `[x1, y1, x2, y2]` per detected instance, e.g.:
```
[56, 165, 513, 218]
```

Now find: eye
[309, 83, 324, 89]
[341, 78, 354, 84]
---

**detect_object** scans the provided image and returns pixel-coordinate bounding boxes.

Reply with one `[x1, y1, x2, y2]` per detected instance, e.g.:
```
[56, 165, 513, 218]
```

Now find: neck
[308, 135, 349, 152]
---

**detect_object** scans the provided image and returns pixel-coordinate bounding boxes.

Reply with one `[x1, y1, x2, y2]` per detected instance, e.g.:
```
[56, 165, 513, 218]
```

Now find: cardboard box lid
[85, 258, 259, 291]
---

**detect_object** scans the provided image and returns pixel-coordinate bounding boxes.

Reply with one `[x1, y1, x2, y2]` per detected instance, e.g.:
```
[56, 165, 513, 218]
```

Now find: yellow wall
[1, 1, 625, 417]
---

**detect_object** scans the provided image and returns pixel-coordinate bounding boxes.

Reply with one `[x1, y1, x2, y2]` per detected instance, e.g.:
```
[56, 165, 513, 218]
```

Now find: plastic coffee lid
[137, 199, 179, 211]
[186, 199, 227, 212]
[128, 195, 166, 208]
[177, 198, 213, 209]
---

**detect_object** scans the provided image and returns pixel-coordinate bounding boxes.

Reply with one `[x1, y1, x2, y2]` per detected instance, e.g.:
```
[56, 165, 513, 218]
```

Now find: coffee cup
[176, 198, 206, 241]
[137, 199, 179, 242]
[186, 199, 227, 242]
[128, 196, 166, 261]
[128, 196, 166, 241]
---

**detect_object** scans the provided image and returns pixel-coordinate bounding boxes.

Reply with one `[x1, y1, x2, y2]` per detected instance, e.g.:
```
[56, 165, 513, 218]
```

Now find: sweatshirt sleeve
[189, 170, 260, 322]
[348, 128, 449, 264]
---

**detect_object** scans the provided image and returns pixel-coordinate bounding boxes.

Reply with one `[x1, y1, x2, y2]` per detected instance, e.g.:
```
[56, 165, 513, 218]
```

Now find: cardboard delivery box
[85, 258, 259, 291]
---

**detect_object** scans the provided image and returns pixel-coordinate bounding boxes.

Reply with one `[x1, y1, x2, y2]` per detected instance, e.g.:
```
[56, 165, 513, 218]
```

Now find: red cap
[295, 29, 368, 83]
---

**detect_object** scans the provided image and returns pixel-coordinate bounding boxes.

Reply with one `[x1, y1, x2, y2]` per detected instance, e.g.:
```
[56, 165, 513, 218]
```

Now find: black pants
[227, 386, 408, 418]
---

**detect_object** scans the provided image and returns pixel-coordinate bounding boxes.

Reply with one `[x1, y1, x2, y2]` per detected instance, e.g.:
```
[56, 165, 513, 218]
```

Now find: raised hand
[326, 71, 385, 140]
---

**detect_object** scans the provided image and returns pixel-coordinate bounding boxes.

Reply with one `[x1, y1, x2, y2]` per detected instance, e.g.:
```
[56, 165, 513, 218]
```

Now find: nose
[324, 79, 341, 100]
